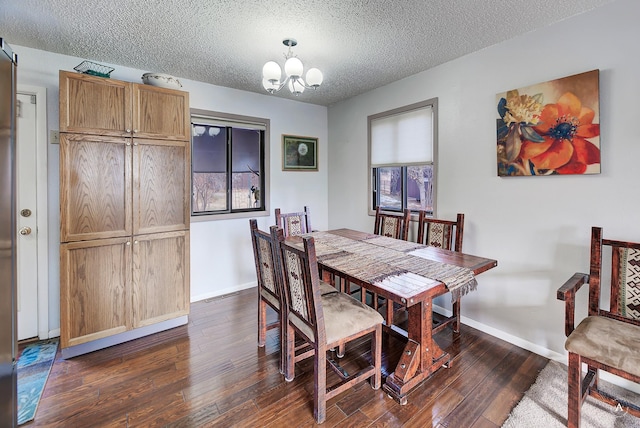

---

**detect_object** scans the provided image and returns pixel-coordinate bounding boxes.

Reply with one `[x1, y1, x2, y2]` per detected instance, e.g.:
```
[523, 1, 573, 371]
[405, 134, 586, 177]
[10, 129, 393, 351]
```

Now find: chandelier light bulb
[288, 78, 306, 95]
[262, 61, 282, 82]
[284, 57, 303, 78]
[262, 78, 280, 93]
[305, 68, 323, 88]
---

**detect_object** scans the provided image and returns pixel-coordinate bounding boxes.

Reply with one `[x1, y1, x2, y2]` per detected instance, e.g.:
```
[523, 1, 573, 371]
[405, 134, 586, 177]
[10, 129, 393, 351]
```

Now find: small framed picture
[282, 135, 318, 171]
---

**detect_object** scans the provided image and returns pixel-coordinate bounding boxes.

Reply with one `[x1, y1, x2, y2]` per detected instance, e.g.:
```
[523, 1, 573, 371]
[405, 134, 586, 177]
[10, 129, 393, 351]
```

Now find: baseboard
[433, 303, 640, 395]
[190, 281, 257, 303]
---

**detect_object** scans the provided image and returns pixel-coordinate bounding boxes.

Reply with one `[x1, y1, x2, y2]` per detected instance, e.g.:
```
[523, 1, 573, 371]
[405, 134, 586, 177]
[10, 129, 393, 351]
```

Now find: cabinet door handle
[134, 240, 138, 244]
[133, 129, 138, 134]
[126, 128, 132, 133]
[126, 241, 131, 246]
[126, 141, 131, 146]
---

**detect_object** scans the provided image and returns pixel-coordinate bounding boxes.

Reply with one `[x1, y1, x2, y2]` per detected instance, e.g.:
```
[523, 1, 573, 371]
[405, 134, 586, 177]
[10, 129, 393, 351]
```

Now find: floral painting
[496, 70, 600, 176]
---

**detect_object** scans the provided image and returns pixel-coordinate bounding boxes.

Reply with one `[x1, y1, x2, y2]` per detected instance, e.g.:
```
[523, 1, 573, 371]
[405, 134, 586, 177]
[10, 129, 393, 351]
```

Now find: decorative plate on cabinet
[141, 72, 182, 89]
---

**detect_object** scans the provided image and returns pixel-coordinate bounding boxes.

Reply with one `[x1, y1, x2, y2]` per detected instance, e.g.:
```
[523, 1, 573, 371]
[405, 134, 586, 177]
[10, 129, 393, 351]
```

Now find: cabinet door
[132, 231, 190, 328]
[59, 71, 132, 137]
[132, 84, 190, 141]
[60, 237, 132, 348]
[60, 134, 132, 242]
[132, 138, 190, 235]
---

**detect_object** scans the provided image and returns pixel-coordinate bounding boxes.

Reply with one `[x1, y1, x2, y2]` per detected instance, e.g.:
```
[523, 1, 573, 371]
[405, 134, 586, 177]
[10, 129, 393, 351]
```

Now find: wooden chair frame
[356, 207, 411, 316]
[416, 211, 464, 252]
[557, 226, 640, 428]
[275, 206, 312, 237]
[249, 219, 285, 373]
[415, 211, 465, 332]
[273, 229, 382, 424]
[373, 206, 410, 241]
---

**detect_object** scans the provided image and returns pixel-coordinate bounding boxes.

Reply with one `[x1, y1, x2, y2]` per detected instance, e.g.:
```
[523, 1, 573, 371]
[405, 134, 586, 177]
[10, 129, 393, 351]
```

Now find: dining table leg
[382, 297, 450, 405]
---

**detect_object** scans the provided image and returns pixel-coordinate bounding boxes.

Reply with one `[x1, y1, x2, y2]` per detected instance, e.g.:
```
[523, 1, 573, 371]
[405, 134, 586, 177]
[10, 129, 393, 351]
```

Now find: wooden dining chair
[273, 228, 383, 424]
[275, 206, 312, 237]
[416, 211, 464, 252]
[249, 219, 285, 373]
[415, 211, 465, 332]
[373, 206, 410, 241]
[557, 226, 640, 428]
[362, 207, 411, 318]
[275, 205, 339, 296]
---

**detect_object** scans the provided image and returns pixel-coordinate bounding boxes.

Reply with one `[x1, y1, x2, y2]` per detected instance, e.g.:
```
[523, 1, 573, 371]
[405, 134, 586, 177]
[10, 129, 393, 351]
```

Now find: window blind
[370, 105, 433, 166]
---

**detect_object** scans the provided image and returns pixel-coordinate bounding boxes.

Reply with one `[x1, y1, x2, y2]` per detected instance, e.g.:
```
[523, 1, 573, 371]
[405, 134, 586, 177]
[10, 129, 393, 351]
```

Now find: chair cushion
[319, 280, 338, 295]
[290, 292, 383, 345]
[565, 315, 640, 378]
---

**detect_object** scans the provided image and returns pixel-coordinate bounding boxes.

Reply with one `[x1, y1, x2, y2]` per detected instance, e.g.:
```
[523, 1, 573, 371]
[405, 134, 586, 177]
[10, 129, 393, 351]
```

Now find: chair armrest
[557, 272, 589, 337]
[557, 272, 588, 301]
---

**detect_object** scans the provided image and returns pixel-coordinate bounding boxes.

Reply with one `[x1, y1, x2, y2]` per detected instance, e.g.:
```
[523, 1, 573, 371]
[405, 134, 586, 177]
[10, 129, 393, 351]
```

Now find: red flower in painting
[519, 92, 600, 174]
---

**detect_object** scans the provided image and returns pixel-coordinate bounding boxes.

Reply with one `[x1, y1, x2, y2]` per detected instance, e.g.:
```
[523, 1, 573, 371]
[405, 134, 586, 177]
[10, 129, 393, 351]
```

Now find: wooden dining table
[295, 228, 498, 405]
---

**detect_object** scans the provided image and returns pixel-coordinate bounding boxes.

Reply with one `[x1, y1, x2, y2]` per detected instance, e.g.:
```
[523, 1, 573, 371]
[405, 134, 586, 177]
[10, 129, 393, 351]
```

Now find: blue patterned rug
[17, 338, 59, 425]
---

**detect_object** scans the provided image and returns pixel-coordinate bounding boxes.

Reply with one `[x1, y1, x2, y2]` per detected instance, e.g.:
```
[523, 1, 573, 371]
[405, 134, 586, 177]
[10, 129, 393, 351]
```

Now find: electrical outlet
[50, 130, 59, 144]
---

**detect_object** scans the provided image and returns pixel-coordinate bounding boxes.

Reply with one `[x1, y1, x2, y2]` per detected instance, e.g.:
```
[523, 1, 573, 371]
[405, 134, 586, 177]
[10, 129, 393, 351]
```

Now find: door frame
[17, 84, 49, 339]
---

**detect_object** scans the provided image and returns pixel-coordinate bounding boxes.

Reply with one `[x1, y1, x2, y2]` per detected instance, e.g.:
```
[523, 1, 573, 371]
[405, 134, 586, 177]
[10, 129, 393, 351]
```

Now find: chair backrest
[589, 226, 640, 320]
[249, 219, 281, 304]
[373, 207, 410, 241]
[272, 227, 325, 344]
[416, 211, 464, 252]
[275, 206, 312, 237]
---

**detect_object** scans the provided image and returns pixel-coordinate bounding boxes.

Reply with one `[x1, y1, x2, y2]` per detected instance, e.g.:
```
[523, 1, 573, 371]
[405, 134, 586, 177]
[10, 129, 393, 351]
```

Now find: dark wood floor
[27, 288, 548, 427]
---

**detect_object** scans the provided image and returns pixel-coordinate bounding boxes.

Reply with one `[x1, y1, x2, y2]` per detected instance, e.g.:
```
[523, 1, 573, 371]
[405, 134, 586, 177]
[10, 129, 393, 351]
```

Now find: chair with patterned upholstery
[416, 211, 464, 252]
[557, 226, 640, 428]
[362, 207, 411, 318]
[415, 211, 465, 331]
[373, 206, 410, 241]
[273, 227, 383, 424]
[275, 206, 312, 237]
[275, 205, 339, 295]
[249, 219, 285, 373]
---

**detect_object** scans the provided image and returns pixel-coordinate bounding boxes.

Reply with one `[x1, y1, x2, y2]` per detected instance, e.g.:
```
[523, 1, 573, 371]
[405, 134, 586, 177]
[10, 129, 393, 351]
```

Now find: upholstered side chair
[273, 229, 383, 424]
[373, 206, 410, 241]
[275, 205, 338, 295]
[557, 226, 640, 428]
[415, 211, 465, 332]
[364, 207, 411, 320]
[275, 206, 312, 237]
[249, 219, 285, 373]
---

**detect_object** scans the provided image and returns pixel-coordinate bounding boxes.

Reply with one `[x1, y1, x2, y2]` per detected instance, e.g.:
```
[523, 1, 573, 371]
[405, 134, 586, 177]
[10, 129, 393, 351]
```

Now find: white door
[16, 87, 48, 341]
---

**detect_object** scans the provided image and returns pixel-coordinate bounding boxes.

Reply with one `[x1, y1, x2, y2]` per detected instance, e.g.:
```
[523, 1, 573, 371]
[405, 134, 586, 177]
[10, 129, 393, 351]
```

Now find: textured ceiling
[1, 0, 614, 106]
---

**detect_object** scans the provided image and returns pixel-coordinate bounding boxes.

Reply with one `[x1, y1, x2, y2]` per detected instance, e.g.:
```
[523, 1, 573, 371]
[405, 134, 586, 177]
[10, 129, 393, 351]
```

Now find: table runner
[307, 231, 477, 302]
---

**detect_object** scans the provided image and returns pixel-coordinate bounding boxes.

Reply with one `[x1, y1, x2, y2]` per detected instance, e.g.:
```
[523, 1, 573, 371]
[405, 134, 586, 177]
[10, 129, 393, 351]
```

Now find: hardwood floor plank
[480, 352, 548, 426]
[403, 386, 465, 427]
[28, 288, 548, 427]
[439, 347, 534, 427]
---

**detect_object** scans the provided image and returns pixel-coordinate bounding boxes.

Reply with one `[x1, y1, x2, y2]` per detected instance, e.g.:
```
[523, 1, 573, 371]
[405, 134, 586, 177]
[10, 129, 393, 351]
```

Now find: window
[368, 99, 437, 215]
[191, 110, 269, 217]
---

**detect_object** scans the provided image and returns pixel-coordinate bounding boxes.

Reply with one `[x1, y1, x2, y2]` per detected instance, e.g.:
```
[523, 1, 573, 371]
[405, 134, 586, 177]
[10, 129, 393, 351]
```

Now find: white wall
[327, 0, 640, 361]
[14, 45, 328, 332]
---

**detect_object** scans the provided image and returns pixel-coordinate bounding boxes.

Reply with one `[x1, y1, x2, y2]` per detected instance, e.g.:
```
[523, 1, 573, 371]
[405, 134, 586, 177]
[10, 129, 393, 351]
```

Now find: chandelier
[262, 38, 323, 96]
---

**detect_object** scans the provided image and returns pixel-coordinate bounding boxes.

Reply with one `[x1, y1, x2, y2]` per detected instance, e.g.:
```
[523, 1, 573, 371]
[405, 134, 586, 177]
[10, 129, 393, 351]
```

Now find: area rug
[17, 338, 58, 425]
[502, 360, 640, 427]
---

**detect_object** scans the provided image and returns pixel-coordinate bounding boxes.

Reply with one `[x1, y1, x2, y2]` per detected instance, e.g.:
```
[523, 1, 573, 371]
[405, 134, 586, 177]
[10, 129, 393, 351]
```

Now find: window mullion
[226, 127, 232, 213]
